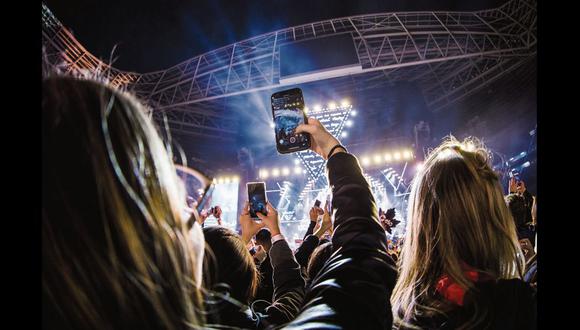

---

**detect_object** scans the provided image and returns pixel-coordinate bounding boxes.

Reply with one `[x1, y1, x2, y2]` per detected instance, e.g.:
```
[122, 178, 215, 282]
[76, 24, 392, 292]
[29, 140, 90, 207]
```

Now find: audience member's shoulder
[493, 278, 536, 299]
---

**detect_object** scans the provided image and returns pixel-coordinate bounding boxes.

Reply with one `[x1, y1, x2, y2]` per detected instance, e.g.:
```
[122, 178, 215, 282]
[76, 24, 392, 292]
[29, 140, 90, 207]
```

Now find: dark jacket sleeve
[293, 234, 320, 268]
[261, 239, 305, 327]
[287, 152, 397, 329]
[522, 190, 534, 224]
[303, 220, 317, 240]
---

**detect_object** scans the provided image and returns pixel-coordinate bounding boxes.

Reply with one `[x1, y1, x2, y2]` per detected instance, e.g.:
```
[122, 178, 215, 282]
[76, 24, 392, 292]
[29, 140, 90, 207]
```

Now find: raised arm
[287, 118, 396, 329]
[303, 207, 320, 240]
[294, 205, 332, 268]
[256, 202, 306, 326]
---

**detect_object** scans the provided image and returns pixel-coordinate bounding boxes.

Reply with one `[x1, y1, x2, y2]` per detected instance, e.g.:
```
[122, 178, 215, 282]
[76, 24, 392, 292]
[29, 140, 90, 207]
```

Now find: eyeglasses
[175, 164, 215, 229]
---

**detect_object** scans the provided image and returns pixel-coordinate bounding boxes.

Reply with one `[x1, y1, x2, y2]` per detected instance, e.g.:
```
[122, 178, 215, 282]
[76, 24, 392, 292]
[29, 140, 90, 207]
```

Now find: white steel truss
[42, 0, 536, 139]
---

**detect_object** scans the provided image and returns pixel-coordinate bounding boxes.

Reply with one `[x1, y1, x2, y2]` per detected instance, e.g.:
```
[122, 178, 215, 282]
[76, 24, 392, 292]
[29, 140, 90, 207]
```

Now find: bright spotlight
[328, 102, 337, 110]
[373, 154, 382, 164]
[282, 168, 290, 176]
[224, 177, 231, 184]
[260, 170, 269, 179]
[394, 152, 402, 160]
[270, 122, 275, 128]
[314, 104, 322, 112]
[341, 99, 350, 107]
[415, 162, 424, 172]
[345, 120, 353, 127]
[341, 131, 348, 138]
[384, 153, 392, 162]
[272, 168, 280, 177]
[294, 159, 300, 165]
[304, 107, 309, 113]
[351, 110, 357, 116]
[403, 150, 413, 159]
[361, 157, 370, 166]
[218, 178, 224, 184]
[213, 178, 217, 184]
[294, 167, 302, 174]
[232, 176, 240, 183]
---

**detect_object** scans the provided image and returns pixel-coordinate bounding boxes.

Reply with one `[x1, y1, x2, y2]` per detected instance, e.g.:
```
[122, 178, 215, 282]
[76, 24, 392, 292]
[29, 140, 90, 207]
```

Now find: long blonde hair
[42, 76, 205, 329]
[391, 137, 524, 329]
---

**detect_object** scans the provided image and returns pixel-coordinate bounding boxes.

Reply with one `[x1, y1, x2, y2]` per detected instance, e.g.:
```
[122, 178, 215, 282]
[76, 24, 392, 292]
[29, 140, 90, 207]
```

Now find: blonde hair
[391, 136, 524, 329]
[42, 76, 205, 329]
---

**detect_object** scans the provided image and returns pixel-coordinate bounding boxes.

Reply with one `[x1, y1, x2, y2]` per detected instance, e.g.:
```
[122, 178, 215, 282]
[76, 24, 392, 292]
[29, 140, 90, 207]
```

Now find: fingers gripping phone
[271, 88, 311, 154]
[247, 182, 268, 219]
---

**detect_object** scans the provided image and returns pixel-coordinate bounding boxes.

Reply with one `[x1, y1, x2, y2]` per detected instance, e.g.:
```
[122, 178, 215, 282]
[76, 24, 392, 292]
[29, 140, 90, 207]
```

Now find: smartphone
[247, 182, 268, 219]
[314, 199, 321, 208]
[271, 88, 311, 154]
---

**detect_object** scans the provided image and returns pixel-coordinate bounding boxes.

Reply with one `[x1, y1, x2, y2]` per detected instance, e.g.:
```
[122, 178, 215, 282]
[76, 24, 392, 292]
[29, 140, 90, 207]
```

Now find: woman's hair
[202, 226, 259, 304]
[306, 242, 333, 283]
[42, 76, 205, 329]
[391, 137, 524, 329]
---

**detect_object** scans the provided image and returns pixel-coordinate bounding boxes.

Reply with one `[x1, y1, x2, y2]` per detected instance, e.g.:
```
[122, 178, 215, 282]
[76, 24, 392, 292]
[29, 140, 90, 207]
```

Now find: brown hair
[42, 76, 205, 329]
[391, 137, 524, 329]
[306, 242, 333, 283]
[202, 226, 259, 304]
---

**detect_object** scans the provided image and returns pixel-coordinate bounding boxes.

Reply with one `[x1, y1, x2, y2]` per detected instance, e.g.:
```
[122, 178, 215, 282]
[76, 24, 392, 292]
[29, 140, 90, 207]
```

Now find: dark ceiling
[44, 0, 506, 72]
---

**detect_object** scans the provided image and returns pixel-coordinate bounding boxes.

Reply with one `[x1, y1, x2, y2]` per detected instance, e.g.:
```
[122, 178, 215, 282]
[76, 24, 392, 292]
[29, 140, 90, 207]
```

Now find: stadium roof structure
[42, 0, 536, 141]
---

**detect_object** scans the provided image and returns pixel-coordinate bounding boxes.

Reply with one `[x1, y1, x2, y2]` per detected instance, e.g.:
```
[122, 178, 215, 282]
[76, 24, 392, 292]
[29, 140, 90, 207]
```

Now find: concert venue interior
[42, 0, 538, 328]
[43, 0, 536, 250]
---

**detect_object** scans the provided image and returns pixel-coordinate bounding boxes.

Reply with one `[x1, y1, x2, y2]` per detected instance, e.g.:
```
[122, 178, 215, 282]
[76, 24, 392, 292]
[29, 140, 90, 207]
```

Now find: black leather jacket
[284, 152, 397, 329]
[208, 152, 397, 329]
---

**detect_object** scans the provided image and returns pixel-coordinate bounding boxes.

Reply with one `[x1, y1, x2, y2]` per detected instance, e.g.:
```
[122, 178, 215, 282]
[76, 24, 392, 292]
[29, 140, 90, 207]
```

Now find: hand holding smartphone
[271, 88, 311, 154]
[247, 182, 268, 220]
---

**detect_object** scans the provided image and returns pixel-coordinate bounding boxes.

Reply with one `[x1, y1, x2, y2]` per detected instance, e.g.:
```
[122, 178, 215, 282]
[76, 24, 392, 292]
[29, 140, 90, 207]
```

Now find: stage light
[270, 122, 275, 128]
[394, 152, 402, 160]
[260, 170, 269, 179]
[328, 102, 337, 110]
[403, 150, 413, 159]
[351, 110, 357, 116]
[341, 99, 350, 107]
[224, 177, 231, 184]
[232, 176, 240, 183]
[373, 154, 382, 164]
[304, 107, 309, 113]
[294, 167, 302, 174]
[294, 159, 300, 165]
[362, 157, 370, 166]
[341, 132, 348, 138]
[272, 168, 280, 177]
[282, 168, 290, 176]
[213, 178, 217, 184]
[345, 120, 353, 127]
[218, 178, 224, 184]
[314, 104, 322, 112]
[384, 153, 392, 162]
